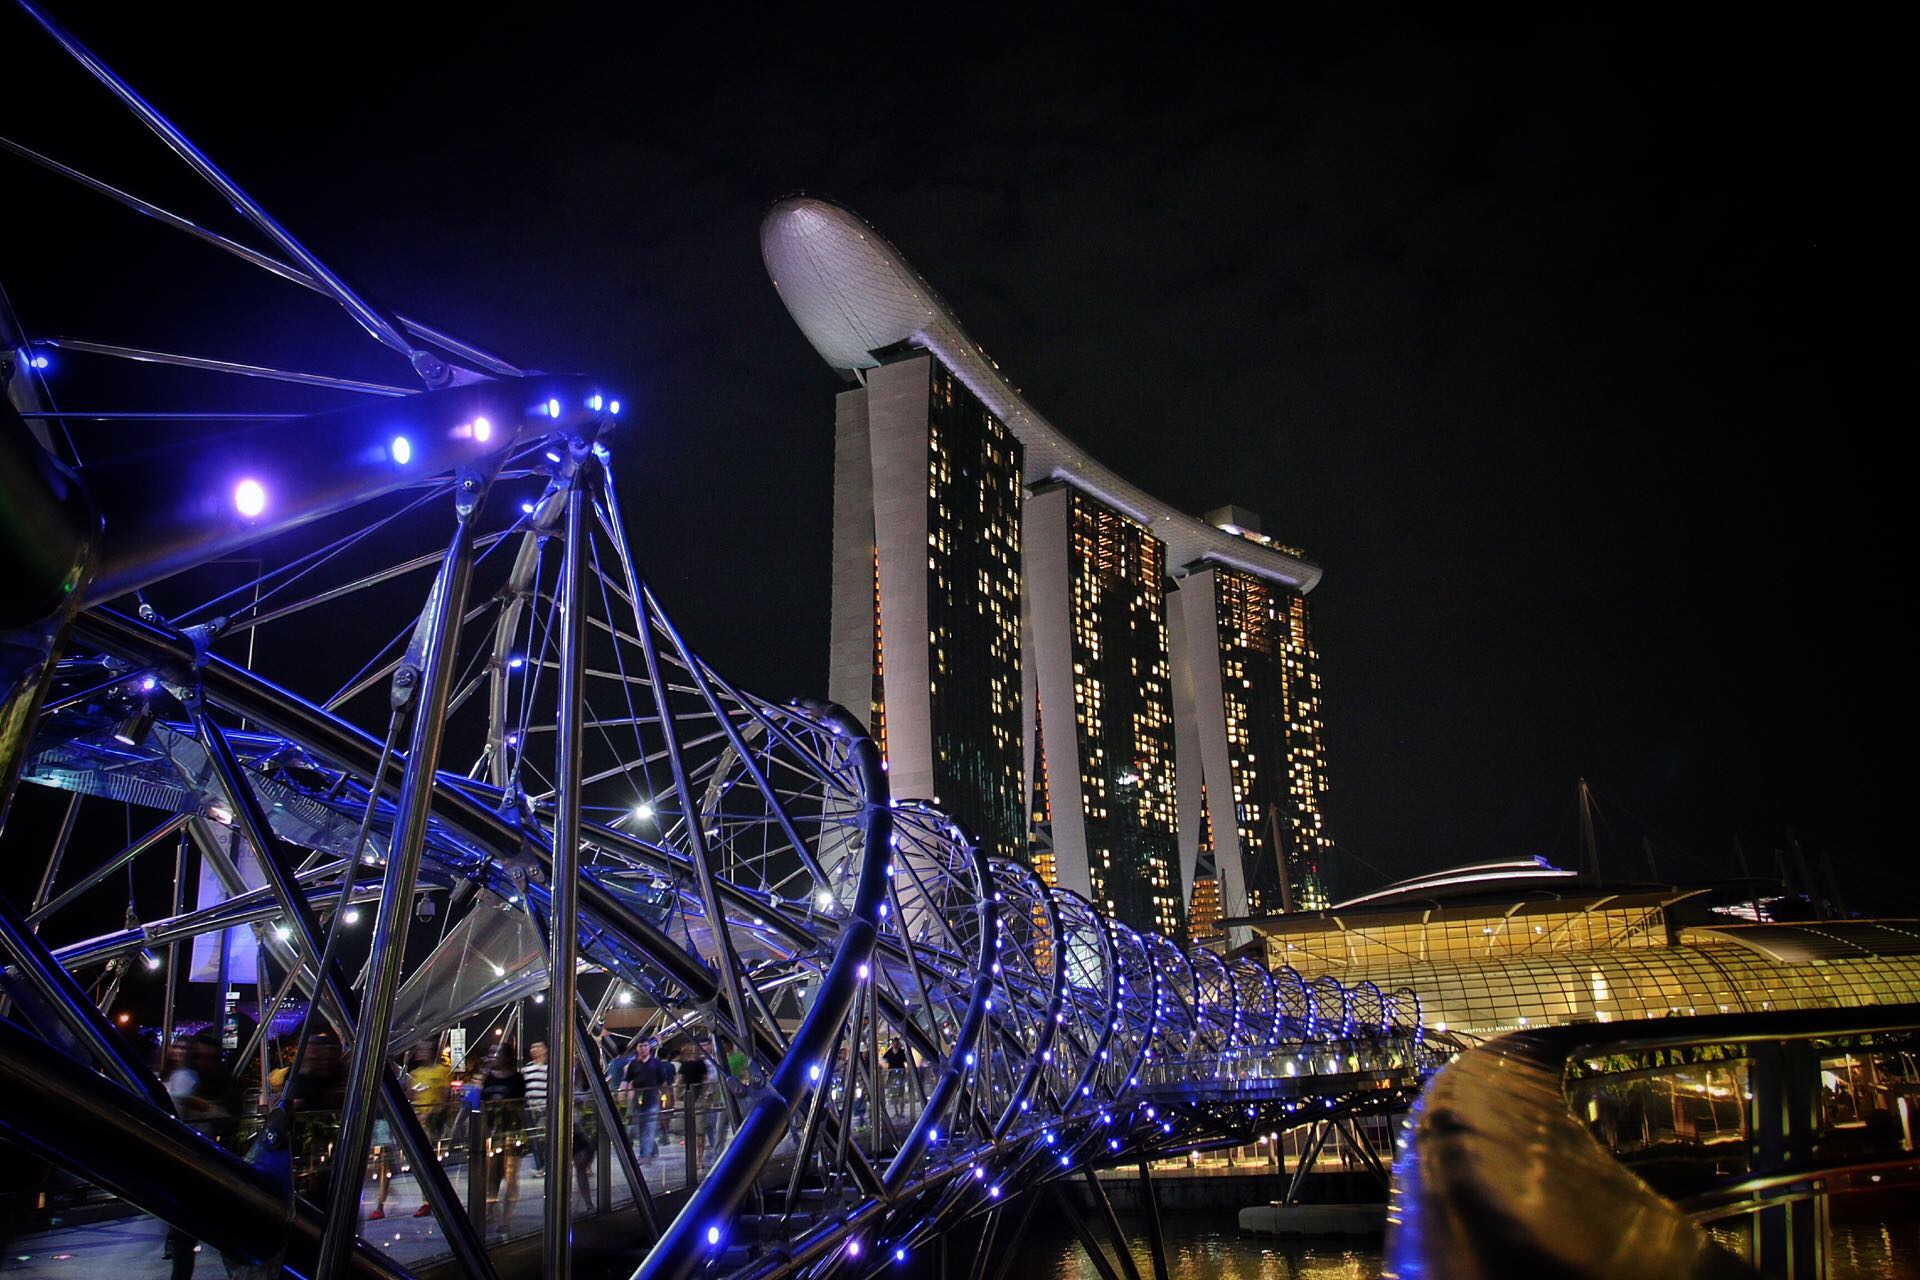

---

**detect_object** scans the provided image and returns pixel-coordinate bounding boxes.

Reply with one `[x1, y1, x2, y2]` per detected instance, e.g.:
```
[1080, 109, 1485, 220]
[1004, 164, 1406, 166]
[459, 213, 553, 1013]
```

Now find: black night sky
[5, 7, 1904, 905]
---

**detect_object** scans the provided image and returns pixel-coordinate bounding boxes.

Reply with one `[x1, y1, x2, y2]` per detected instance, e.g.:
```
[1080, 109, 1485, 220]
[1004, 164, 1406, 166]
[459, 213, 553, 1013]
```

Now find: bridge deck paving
[0, 1144, 705, 1278]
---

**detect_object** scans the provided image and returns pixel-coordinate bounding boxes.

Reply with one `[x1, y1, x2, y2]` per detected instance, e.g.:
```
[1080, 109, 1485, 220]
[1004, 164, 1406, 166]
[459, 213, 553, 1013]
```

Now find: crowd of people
[129, 1019, 932, 1271]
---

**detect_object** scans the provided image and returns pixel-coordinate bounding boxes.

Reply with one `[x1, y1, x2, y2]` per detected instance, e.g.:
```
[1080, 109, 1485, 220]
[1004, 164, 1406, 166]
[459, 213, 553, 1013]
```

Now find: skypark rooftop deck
[761, 196, 1322, 592]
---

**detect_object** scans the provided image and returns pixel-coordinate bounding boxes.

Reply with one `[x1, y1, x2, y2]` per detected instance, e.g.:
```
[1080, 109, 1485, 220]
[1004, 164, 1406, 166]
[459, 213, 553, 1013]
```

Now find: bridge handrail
[1384, 1003, 1920, 1280]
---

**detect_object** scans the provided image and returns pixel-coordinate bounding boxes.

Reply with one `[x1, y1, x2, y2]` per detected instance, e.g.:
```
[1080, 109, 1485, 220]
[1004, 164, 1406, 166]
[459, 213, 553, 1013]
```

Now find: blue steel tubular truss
[0, 10, 1432, 1280]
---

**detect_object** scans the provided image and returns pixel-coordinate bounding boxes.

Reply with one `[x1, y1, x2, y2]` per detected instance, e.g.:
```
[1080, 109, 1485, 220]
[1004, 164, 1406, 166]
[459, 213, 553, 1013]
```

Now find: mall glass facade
[1256, 894, 1920, 1042]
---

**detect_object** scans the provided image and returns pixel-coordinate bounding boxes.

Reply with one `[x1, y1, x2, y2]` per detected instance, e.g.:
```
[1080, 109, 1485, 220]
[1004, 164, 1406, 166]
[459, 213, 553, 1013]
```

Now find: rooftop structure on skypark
[763, 196, 1334, 936]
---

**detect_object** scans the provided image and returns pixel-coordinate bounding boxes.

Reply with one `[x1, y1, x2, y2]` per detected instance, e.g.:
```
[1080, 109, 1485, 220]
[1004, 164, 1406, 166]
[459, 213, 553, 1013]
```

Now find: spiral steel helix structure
[0, 8, 1434, 1279]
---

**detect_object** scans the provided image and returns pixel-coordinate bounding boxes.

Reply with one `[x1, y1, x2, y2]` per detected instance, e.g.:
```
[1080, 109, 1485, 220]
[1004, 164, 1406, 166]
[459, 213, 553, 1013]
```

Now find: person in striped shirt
[524, 1041, 549, 1175]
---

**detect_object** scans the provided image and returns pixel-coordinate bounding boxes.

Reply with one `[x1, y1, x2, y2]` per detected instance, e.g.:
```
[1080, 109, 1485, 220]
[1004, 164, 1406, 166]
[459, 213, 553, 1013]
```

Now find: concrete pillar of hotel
[1170, 568, 1251, 941]
[865, 356, 937, 804]
[1020, 590, 1038, 844]
[1024, 485, 1092, 898]
[1166, 580, 1200, 911]
[827, 385, 876, 732]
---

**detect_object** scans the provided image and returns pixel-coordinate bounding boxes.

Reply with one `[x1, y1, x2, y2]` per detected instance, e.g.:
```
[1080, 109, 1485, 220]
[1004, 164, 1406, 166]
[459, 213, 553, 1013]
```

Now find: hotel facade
[765, 197, 1332, 936]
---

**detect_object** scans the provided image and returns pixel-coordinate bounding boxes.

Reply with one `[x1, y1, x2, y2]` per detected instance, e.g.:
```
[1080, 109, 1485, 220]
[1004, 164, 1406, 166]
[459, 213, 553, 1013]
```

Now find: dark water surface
[1710, 1220, 1920, 1280]
[1829, 1222, 1920, 1280]
[986, 1212, 1379, 1280]
[968, 1212, 1920, 1279]
[578, 1209, 1920, 1278]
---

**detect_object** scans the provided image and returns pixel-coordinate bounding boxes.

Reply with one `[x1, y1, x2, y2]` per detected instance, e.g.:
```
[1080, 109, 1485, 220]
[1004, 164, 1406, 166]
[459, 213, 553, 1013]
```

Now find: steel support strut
[14, 1, 445, 383]
[1136, 1160, 1170, 1280]
[193, 712, 495, 1280]
[0, 1020, 406, 1280]
[26, 791, 80, 924]
[0, 888, 170, 1107]
[1051, 1188, 1125, 1280]
[576, 1006, 660, 1235]
[1749, 1038, 1826, 1279]
[545, 455, 593, 1280]
[634, 706, 890, 1280]
[1080, 1166, 1145, 1280]
[28, 811, 192, 924]
[627, 562, 758, 1057]
[319, 476, 487, 1279]
[985, 1186, 1045, 1280]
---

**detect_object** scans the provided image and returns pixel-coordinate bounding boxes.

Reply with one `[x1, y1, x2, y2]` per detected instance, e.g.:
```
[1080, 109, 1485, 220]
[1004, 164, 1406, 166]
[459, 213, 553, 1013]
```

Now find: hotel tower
[763, 198, 1332, 936]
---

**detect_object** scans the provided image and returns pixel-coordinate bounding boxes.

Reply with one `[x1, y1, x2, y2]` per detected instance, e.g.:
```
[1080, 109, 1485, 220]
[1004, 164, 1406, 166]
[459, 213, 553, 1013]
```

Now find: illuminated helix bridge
[0, 7, 1432, 1279]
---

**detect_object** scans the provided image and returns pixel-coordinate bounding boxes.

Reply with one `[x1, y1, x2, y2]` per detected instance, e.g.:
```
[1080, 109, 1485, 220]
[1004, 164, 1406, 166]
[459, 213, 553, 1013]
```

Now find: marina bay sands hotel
[763, 197, 1331, 938]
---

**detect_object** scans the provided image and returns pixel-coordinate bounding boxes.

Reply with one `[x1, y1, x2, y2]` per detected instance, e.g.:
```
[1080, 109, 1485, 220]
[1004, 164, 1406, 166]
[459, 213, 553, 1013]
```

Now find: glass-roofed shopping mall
[1235, 859, 1920, 1042]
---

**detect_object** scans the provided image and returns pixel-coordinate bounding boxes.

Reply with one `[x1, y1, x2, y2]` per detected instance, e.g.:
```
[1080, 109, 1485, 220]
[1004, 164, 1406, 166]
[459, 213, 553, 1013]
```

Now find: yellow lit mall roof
[1680, 920, 1920, 963]
[1229, 858, 1708, 937]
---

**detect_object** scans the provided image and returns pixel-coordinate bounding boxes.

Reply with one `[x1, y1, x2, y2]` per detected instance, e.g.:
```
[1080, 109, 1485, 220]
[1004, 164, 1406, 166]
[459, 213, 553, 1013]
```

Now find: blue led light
[587, 393, 604, 411]
[547, 397, 561, 418]
[707, 1225, 721, 1246]
[390, 436, 412, 465]
[234, 478, 267, 518]
[609, 399, 621, 415]
[29, 353, 49, 370]
[895, 1248, 907, 1263]
[508, 655, 525, 670]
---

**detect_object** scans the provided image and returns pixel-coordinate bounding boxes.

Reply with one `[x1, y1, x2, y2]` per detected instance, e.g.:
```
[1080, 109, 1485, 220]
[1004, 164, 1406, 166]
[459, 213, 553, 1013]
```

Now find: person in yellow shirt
[408, 1041, 454, 1139]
